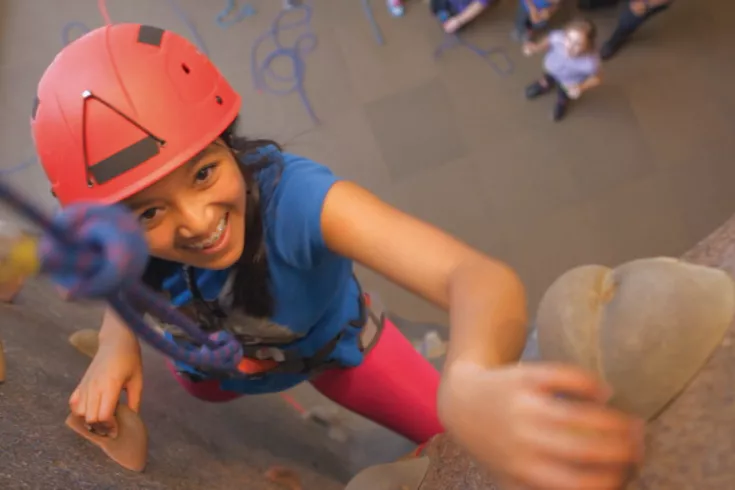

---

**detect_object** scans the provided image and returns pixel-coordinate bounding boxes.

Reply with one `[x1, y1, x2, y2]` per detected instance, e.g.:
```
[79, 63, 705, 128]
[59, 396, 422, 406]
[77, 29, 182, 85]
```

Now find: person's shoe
[525, 82, 548, 100]
[600, 40, 622, 60]
[387, 0, 404, 17]
[552, 102, 568, 121]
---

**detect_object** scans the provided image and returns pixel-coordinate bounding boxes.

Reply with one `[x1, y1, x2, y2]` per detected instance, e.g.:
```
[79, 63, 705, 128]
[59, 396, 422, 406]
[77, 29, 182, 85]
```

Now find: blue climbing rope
[251, 2, 319, 124]
[0, 156, 38, 177]
[434, 33, 514, 77]
[0, 178, 244, 373]
[62, 2, 210, 59]
[362, 0, 385, 45]
[216, 0, 256, 29]
[61, 21, 91, 46]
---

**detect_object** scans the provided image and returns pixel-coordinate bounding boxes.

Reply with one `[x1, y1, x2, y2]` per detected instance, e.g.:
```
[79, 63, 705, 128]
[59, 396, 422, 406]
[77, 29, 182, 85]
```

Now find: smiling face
[564, 26, 591, 57]
[124, 139, 247, 270]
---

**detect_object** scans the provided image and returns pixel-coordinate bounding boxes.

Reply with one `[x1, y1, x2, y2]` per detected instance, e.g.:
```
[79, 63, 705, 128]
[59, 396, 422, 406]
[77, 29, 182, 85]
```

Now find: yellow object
[0, 235, 41, 283]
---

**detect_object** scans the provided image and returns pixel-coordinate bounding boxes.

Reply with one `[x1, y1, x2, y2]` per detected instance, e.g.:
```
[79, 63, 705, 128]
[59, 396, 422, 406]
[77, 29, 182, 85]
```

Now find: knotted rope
[0, 178, 244, 373]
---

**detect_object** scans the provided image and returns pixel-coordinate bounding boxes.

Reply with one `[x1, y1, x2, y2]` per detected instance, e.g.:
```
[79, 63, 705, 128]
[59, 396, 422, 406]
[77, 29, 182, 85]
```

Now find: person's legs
[552, 84, 571, 121]
[512, 1, 533, 42]
[430, 0, 455, 20]
[166, 359, 244, 403]
[310, 318, 443, 444]
[601, 1, 672, 60]
[526, 73, 556, 99]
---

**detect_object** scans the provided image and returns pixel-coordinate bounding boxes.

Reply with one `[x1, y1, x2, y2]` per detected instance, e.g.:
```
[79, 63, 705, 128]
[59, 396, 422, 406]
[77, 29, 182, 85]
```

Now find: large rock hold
[537, 257, 735, 421]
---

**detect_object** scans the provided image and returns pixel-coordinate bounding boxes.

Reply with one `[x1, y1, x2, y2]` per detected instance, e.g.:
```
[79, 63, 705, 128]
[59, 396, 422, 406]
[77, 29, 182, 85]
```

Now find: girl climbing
[430, 0, 493, 33]
[523, 18, 602, 121]
[512, 0, 562, 42]
[30, 24, 641, 489]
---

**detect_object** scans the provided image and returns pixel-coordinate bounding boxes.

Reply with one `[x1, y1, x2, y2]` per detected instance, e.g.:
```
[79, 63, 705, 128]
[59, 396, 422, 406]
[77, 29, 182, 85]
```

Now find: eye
[139, 208, 160, 223]
[195, 163, 217, 183]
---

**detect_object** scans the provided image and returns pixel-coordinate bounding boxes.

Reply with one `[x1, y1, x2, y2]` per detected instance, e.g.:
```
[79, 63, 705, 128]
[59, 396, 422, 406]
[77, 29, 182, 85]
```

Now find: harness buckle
[237, 357, 279, 375]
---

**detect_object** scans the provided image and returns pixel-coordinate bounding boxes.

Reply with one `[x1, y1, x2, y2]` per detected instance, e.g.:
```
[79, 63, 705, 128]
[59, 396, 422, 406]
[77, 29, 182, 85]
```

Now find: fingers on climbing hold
[66, 404, 148, 472]
[265, 465, 303, 490]
[85, 420, 118, 440]
[68, 329, 100, 358]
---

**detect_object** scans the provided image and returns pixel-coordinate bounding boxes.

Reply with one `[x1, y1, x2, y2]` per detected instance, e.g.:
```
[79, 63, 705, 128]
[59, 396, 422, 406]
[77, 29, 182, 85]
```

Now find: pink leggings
[167, 318, 444, 443]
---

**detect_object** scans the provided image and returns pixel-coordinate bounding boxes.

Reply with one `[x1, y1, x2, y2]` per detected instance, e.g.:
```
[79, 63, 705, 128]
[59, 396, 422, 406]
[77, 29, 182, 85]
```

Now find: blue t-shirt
[521, 0, 555, 26]
[158, 148, 366, 394]
[522, 0, 554, 11]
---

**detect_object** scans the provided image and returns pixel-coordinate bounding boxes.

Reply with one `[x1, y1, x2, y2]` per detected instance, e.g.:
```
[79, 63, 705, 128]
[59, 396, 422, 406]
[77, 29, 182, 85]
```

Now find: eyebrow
[124, 145, 222, 209]
[186, 145, 219, 169]
[124, 196, 156, 211]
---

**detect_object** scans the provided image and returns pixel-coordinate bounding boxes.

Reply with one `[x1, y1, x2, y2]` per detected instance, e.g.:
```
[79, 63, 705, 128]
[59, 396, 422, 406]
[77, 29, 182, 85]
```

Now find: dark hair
[566, 18, 597, 52]
[141, 116, 279, 318]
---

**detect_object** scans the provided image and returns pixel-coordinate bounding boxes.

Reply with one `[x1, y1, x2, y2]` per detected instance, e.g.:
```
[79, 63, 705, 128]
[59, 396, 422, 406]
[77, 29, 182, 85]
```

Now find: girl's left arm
[321, 181, 528, 369]
[454, 1, 487, 27]
[579, 70, 603, 93]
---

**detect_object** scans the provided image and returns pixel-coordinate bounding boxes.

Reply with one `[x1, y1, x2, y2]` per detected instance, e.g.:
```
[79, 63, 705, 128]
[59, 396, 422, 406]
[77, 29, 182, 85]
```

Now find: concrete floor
[0, 0, 734, 488]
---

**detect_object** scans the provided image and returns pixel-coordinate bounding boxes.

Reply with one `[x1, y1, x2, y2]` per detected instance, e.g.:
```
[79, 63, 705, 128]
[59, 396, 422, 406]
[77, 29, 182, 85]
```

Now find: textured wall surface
[0, 0, 733, 488]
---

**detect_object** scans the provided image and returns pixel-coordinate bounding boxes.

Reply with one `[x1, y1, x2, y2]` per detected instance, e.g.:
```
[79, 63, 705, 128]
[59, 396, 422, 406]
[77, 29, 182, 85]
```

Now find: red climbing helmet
[31, 23, 241, 206]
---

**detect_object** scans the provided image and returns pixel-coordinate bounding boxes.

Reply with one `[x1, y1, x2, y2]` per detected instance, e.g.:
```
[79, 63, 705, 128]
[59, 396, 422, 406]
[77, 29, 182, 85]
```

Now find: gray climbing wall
[1, 0, 734, 488]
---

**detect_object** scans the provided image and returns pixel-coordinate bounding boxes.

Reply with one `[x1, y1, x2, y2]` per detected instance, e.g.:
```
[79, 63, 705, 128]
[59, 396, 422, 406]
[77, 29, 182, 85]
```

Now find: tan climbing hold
[68, 329, 100, 359]
[264, 465, 303, 490]
[537, 257, 735, 421]
[66, 404, 148, 472]
[345, 457, 430, 490]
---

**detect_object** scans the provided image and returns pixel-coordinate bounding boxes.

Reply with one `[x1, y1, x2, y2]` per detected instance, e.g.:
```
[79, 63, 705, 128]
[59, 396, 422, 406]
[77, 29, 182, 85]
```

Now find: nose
[176, 202, 213, 240]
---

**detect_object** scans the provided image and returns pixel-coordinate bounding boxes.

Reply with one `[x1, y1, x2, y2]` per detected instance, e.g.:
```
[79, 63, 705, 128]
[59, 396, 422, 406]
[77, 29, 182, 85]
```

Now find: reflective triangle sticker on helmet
[81, 91, 164, 186]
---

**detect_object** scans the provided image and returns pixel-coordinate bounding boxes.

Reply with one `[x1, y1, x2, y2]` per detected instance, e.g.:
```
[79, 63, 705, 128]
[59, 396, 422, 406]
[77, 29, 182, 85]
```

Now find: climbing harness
[172, 270, 380, 379]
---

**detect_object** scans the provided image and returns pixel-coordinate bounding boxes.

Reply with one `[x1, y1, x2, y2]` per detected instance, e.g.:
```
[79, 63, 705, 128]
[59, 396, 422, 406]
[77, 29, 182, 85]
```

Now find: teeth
[188, 216, 227, 250]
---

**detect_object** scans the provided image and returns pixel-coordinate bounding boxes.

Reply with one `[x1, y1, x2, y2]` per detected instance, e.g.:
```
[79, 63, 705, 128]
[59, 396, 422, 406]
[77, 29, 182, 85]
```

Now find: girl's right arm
[70, 307, 143, 427]
[523, 36, 550, 56]
[98, 307, 140, 349]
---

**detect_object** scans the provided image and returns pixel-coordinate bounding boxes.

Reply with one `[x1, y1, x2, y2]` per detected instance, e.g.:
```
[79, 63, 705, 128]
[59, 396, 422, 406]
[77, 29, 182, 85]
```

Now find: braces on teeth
[188, 216, 227, 250]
